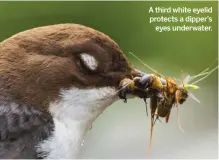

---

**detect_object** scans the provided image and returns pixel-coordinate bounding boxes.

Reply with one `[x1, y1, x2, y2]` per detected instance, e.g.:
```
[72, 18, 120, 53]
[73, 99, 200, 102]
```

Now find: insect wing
[188, 92, 201, 103]
[183, 75, 191, 85]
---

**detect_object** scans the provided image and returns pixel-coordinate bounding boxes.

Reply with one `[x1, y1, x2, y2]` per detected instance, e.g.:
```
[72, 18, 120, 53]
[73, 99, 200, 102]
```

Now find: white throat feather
[37, 87, 118, 159]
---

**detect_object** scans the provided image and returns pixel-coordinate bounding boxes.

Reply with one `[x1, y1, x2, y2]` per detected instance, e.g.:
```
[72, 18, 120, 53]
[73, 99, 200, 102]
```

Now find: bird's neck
[38, 117, 89, 158]
[37, 87, 118, 159]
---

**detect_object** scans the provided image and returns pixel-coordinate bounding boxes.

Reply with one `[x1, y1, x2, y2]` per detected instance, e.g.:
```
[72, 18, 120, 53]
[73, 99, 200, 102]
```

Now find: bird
[0, 24, 145, 159]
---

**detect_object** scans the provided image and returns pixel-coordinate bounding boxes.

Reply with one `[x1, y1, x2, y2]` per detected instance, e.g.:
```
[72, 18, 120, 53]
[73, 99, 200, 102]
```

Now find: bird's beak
[118, 68, 147, 102]
[132, 68, 146, 77]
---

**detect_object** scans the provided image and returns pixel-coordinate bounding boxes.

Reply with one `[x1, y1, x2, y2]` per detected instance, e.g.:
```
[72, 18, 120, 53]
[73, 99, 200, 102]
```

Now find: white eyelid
[80, 53, 98, 70]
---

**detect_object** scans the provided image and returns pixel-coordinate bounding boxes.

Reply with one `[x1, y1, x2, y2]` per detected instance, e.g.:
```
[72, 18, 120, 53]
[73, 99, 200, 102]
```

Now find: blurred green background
[0, 1, 218, 158]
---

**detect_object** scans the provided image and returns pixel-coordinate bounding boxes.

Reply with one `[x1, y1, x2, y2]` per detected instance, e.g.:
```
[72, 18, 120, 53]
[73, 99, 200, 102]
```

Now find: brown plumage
[0, 24, 139, 111]
[0, 24, 146, 159]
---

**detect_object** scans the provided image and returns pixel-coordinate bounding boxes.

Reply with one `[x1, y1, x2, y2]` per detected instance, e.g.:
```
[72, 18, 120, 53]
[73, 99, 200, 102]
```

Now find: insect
[121, 52, 218, 154]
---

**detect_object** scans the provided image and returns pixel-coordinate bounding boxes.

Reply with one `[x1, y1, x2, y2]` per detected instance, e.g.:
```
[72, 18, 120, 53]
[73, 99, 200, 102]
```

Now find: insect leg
[147, 96, 158, 155]
[152, 106, 160, 125]
[165, 111, 171, 123]
[143, 97, 148, 116]
[153, 115, 162, 126]
[147, 108, 155, 156]
[177, 106, 184, 133]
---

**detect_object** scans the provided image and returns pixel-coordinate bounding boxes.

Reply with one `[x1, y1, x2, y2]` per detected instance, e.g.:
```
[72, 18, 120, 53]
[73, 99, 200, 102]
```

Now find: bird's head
[0, 24, 145, 123]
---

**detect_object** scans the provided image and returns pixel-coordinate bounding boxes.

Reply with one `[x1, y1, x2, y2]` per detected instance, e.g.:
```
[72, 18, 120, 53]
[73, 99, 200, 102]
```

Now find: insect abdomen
[158, 108, 170, 117]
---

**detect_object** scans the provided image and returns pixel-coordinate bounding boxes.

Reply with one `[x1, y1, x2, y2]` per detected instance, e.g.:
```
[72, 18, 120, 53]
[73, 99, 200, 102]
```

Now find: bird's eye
[77, 53, 98, 73]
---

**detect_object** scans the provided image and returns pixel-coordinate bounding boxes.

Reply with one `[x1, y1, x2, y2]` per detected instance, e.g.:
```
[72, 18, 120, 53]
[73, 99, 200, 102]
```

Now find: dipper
[0, 24, 145, 158]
